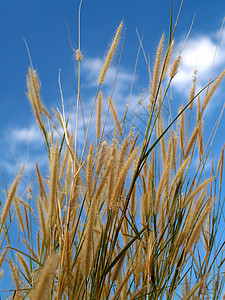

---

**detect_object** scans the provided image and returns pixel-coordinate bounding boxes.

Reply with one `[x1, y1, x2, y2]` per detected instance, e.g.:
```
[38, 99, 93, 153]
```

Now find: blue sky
[0, 0, 225, 295]
[0, 0, 225, 180]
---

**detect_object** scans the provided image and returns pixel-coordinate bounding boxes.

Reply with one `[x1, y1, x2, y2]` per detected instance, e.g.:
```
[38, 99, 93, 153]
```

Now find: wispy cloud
[0, 123, 46, 176]
[82, 57, 135, 93]
[7, 124, 43, 145]
[172, 27, 225, 94]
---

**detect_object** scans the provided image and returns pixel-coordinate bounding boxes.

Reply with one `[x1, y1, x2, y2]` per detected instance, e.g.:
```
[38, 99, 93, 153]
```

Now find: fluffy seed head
[184, 124, 200, 158]
[150, 33, 164, 104]
[108, 97, 122, 136]
[98, 21, 123, 86]
[183, 177, 213, 208]
[30, 253, 58, 300]
[170, 54, 181, 78]
[179, 105, 185, 154]
[189, 69, 198, 109]
[76, 49, 82, 61]
[1, 164, 24, 228]
[0, 247, 9, 269]
[162, 40, 174, 79]
[202, 70, 225, 110]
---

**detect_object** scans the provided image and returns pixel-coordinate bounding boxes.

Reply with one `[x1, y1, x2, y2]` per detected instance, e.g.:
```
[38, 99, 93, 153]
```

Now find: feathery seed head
[30, 253, 58, 300]
[0, 247, 9, 269]
[86, 141, 94, 202]
[171, 156, 190, 192]
[0, 164, 24, 228]
[48, 139, 60, 224]
[150, 33, 164, 104]
[108, 96, 122, 136]
[170, 54, 181, 78]
[98, 21, 123, 86]
[202, 69, 225, 110]
[179, 104, 185, 153]
[76, 49, 82, 61]
[28, 68, 43, 115]
[189, 69, 198, 109]
[184, 123, 201, 158]
[183, 177, 213, 208]
[162, 39, 174, 79]
[187, 199, 214, 250]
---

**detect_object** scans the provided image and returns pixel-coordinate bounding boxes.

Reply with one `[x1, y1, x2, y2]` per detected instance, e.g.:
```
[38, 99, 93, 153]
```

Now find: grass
[1, 1, 225, 299]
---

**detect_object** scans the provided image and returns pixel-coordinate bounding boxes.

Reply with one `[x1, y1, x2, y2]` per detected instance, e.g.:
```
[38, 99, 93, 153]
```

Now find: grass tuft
[1, 3, 225, 300]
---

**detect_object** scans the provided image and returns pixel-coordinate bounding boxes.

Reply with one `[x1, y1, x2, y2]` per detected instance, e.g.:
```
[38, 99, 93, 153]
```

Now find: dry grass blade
[96, 91, 102, 140]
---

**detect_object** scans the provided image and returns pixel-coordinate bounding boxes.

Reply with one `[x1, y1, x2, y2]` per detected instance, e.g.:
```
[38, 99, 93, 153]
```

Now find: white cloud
[82, 57, 102, 85]
[0, 153, 47, 176]
[172, 28, 225, 94]
[82, 57, 134, 90]
[0, 123, 47, 176]
[8, 124, 43, 144]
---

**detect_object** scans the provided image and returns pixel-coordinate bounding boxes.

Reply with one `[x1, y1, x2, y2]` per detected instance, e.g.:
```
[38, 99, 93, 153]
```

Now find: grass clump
[1, 2, 225, 299]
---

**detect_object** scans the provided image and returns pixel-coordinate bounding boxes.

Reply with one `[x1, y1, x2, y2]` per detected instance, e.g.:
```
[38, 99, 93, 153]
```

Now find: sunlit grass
[1, 1, 225, 299]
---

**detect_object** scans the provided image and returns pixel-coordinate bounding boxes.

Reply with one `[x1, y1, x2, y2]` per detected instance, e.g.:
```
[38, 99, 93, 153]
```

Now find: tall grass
[1, 2, 225, 299]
